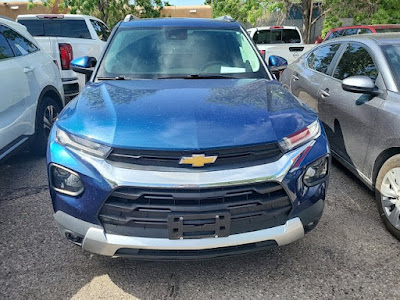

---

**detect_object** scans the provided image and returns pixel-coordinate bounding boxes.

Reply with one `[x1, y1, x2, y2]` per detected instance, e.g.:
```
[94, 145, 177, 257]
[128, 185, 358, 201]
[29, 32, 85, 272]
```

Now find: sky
[168, 0, 206, 5]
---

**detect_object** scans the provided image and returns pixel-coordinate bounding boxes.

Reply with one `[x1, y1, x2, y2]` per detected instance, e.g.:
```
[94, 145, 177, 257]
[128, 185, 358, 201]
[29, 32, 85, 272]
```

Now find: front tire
[375, 154, 400, 240]
[30, 96, 61, 156]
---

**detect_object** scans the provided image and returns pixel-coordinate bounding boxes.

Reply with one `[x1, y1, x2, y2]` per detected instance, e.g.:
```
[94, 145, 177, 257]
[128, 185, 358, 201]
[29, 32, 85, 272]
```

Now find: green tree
[29, 0, 165, 28]
[205, 0, 321, 43]
[323, 0, 400, 37]
[204, 0, 263, 25]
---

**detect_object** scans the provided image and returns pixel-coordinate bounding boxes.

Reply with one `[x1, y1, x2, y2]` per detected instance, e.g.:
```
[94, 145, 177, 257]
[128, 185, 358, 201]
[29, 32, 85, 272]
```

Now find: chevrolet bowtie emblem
[179, 154, 218, 167]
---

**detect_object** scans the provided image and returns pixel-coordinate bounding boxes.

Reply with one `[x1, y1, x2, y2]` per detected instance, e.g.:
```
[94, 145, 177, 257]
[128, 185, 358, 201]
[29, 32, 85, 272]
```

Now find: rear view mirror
[342, 76, 376, 94]
[71, 56, 97, 83]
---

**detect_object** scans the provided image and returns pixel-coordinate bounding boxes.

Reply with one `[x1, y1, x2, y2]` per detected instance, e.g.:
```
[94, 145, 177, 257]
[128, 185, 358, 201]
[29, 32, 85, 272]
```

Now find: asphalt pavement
[0, 151, 399, 299]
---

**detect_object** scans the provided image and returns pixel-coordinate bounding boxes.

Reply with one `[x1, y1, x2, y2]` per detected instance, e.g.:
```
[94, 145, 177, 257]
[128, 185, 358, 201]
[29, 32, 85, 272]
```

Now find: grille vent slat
[107, 143, 283, 168]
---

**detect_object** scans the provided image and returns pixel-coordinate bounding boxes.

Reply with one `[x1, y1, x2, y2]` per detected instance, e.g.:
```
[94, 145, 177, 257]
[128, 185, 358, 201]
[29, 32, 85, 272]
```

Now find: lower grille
[99, 182, 292, 239]
[114, 240, 278, 259]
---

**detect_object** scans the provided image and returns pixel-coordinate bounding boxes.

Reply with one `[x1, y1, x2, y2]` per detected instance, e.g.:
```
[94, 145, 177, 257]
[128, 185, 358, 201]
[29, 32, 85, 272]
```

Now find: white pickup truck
[17, 14, 110, 100]
[247, 26, 315, 65]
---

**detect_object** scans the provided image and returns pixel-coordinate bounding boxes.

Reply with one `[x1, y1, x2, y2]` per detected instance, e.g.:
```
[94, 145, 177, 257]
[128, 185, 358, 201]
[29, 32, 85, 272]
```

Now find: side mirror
[268, 55, 288, 81]
[268, 55, 288, 70]
[71, 56, 97, 83]
[342, 76, 376, 94]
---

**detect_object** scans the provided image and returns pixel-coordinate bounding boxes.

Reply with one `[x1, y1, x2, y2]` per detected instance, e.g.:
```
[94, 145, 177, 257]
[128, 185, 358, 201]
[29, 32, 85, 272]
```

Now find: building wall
[161, 6, 212, 18]
[0, 2, 48, 20]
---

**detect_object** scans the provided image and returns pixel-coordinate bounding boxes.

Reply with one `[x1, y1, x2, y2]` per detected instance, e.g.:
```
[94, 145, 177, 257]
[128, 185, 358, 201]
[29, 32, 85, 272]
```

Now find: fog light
[50, 164, 84, 196]
[303, 157, 328, 186]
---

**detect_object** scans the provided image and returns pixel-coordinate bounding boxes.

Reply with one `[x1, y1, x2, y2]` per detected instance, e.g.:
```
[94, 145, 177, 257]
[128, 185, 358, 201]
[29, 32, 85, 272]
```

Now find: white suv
[0, 16, 64, 161]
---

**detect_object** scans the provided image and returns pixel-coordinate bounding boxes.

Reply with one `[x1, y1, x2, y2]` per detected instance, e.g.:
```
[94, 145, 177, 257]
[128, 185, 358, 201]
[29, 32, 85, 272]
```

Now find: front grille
[98, 182, 293, 239]
[107, 143, 282, 168]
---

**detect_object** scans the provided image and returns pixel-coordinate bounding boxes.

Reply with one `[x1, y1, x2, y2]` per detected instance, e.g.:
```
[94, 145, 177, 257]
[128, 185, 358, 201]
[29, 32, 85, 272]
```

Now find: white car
[17, 14, 110, 95]
[0, 16, 64, 161]
[247, 26, 315, 65]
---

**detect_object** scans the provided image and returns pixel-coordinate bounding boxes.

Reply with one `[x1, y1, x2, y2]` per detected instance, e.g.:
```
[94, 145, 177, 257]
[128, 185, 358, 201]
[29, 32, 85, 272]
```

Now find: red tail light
[259, 50, 266, 55]
[59, 43, 73, 70]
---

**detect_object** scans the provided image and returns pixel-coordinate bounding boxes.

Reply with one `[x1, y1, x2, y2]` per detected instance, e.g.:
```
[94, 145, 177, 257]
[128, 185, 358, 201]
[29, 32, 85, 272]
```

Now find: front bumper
[55, 210, 307, 258]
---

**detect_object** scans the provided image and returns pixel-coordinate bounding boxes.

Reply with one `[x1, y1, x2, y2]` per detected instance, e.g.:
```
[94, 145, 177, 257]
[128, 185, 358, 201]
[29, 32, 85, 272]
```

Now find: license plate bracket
[167, 212, 231, 240]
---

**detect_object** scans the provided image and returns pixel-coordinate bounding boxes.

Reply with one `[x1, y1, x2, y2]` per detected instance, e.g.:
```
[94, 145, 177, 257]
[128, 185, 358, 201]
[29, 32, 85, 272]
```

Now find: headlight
[55, 127, 111, 158]
[49, 164, 84, 196]
[279, 120, 321, 152]
[303, 157, 329, 186]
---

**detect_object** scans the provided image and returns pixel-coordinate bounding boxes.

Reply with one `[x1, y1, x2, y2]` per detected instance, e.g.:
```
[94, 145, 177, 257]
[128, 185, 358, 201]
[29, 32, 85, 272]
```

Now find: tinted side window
[0, 32, 14, 60]
[358, 28, 372, 34]
[344, 29, 358, 36]
[333, 43, 378, 81]
[19, 20, 91, 39]
[307, 44, 340, 74]
[328, 30, 344, 40]
[90, 20, 110, 42]
[0, 25, 38, 56]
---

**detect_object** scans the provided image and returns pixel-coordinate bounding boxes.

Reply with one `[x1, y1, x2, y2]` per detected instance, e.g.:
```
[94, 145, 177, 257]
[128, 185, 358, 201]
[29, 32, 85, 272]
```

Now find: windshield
[382, 44, 400, 90]
[96, 27, 267, 79]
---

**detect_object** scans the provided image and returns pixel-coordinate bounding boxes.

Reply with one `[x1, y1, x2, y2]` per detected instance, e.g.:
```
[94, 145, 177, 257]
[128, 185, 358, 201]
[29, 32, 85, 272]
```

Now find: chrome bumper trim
[74, 141, 312, 189]
[81, 218, 304, 256]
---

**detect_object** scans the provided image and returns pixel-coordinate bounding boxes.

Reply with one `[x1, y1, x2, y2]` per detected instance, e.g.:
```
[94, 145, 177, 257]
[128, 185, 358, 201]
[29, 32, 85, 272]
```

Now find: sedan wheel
[375, 155, 400, 240]
[380, 168, 400, 229]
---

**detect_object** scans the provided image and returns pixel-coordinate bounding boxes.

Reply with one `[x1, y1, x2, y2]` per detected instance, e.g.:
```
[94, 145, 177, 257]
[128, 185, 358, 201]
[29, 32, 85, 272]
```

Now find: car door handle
[320, 88, 330, 98]
[292, 72, 299, 81]
[23, 67, 34, 73]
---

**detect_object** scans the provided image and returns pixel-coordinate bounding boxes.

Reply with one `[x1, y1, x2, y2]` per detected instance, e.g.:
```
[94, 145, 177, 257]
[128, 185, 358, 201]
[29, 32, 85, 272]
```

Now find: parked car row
[1, 12, 399, 262]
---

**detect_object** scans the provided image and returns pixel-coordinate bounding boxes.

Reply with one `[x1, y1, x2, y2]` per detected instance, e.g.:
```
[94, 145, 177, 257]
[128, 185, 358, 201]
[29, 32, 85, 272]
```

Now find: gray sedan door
[290, 44, 341, 113]
[318, 43, 385, 172]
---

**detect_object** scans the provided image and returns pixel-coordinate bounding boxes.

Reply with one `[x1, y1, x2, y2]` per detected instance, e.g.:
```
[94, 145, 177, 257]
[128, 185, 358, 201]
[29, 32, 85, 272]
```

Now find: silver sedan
[281, 33, 400, 240]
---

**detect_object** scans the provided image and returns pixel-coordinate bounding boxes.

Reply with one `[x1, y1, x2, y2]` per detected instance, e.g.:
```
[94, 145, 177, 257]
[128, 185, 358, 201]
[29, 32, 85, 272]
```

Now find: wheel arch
[38, 85, 64, 108]
[372, 147, 400, 187]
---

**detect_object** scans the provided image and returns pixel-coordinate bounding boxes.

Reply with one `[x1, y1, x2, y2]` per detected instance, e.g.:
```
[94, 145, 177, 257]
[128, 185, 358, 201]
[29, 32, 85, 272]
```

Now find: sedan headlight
[279, 120, 321, 152]
[55, 127, 111, 158]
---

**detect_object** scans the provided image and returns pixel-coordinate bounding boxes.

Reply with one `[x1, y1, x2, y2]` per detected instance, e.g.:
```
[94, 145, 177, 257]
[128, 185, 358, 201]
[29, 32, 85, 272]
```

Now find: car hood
[57, 79, 316, 150]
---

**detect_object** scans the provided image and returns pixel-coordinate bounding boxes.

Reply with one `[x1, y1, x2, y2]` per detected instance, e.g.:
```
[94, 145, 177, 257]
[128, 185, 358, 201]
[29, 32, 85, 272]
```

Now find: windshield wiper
[97, 76, 132, 81]
[157, 74, 238, 79]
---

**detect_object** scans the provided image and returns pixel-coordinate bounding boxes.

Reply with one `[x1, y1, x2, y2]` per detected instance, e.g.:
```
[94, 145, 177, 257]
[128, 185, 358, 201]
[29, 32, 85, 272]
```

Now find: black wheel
[375, 154, 400, 240]
[30, 96, 61, 156]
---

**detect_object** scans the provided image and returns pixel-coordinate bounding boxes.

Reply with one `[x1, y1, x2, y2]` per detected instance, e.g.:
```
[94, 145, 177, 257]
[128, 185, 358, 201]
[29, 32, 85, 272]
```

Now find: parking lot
[0, 152, 398, 300]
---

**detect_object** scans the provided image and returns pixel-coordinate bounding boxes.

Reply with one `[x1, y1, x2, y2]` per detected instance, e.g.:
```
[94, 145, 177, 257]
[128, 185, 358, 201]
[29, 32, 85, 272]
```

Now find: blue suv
[47, 18, 330, 259]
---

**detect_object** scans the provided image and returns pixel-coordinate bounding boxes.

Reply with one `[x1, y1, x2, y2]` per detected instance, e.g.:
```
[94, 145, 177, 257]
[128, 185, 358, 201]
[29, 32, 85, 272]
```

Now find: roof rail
[0, 15, 15, 22]
[124, 14, 139, 22]
[215, 15, 235, 22]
